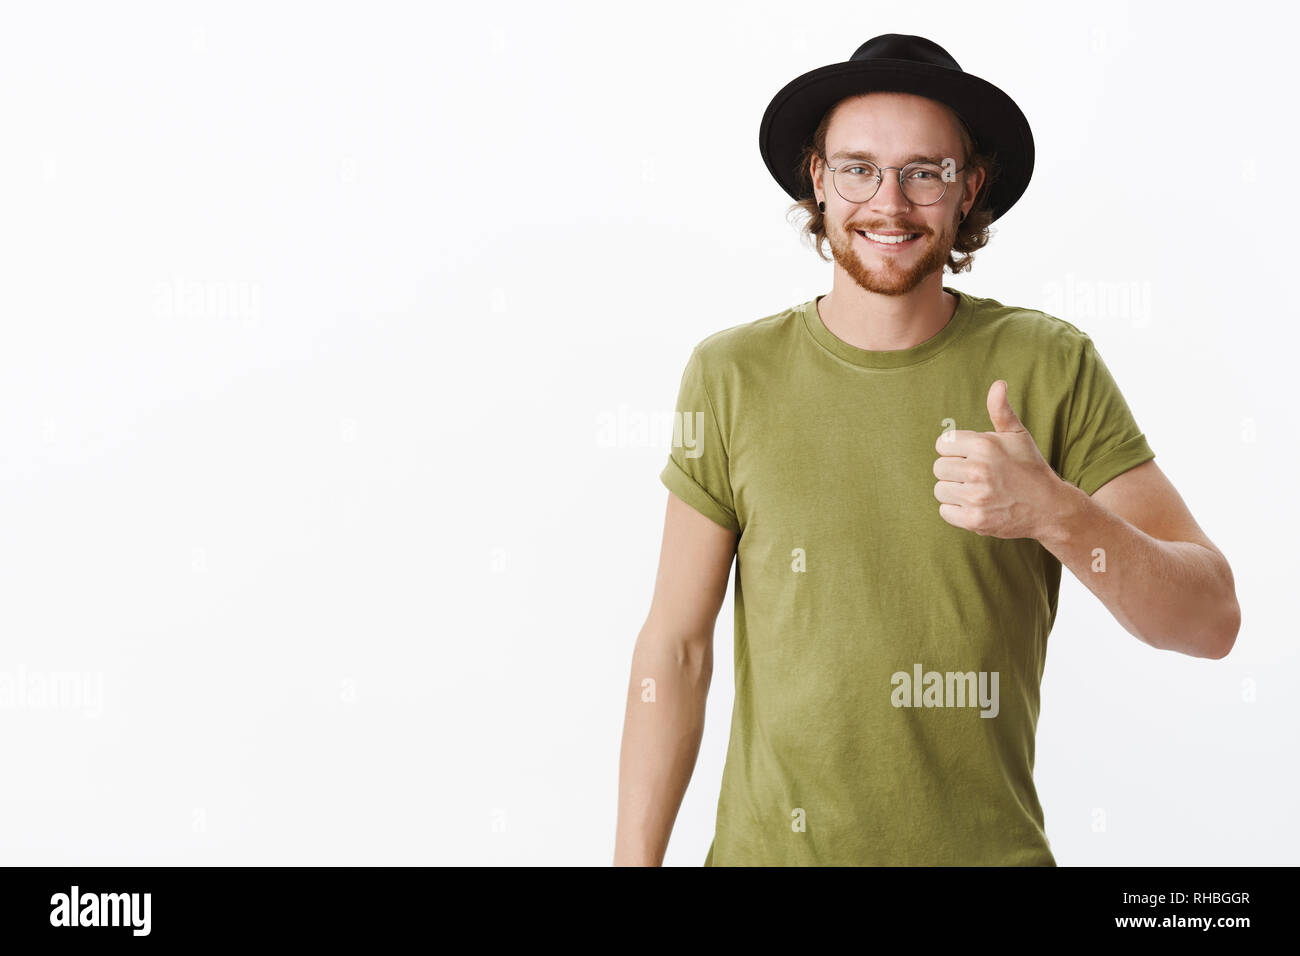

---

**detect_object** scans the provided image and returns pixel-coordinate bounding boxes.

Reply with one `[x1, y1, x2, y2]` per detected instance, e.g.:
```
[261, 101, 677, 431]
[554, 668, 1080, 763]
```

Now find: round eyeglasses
[824, 157, 966, 206]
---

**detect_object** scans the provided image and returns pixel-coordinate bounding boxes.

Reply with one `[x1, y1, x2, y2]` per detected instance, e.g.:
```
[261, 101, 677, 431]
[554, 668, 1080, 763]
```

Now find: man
[615, 35, 1239, 867]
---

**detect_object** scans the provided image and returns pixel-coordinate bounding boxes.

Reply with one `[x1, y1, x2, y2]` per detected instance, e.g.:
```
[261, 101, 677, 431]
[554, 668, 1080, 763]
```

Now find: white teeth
[859, 230, 918, 244]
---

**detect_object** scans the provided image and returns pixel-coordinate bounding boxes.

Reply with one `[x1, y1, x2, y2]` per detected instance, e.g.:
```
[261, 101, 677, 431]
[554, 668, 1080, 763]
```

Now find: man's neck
[816, 274, 956, 352]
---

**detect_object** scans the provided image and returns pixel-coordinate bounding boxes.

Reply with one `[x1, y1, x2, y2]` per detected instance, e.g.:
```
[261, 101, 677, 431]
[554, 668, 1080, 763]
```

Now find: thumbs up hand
[933, 380, 1065, 540]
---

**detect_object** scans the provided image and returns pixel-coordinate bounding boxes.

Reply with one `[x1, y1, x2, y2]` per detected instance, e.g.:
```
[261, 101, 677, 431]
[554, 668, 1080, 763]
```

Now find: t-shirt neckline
[801, 286, 974, 369]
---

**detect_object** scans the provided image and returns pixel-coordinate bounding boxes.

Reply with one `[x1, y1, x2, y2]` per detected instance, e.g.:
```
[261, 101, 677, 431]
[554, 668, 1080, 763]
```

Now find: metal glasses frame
[823, 157, 967, 206]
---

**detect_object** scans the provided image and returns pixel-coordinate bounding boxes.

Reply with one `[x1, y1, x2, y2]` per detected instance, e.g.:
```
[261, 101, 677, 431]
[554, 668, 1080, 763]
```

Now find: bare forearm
[1037, 480, 1239, 658]
[614, 627, 712, 866]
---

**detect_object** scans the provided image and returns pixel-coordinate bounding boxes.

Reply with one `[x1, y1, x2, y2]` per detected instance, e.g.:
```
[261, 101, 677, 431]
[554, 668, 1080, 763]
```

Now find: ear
[964, 162, 987, 211]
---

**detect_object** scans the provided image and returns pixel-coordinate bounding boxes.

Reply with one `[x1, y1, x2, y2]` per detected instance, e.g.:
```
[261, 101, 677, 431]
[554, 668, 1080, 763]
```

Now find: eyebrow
[828, 149, 948, 165]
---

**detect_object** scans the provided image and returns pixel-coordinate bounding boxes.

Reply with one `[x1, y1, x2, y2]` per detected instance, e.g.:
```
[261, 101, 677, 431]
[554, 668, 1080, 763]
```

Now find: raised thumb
[987, 380, 1023, 433]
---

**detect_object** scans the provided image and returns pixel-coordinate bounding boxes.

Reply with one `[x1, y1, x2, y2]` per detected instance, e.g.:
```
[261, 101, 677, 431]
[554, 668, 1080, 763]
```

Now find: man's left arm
[933, 378, 1240, 660]
[1035, 458, 1240, 659]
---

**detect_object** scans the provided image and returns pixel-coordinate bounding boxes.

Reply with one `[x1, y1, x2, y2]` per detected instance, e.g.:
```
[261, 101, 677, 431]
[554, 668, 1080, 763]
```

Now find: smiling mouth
[856, 229, 922, 246]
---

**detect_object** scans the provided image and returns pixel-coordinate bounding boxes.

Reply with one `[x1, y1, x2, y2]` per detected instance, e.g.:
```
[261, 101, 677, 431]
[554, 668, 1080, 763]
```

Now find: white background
[1, 0, 1295, 865]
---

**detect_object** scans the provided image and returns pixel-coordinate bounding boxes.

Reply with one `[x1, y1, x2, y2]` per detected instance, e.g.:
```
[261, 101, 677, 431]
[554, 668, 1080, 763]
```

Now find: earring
[818, 201, 825, 214]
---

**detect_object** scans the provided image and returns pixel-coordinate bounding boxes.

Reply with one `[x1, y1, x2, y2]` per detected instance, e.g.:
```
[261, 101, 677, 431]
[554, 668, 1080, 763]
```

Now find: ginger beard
[826, 202, 961, 296]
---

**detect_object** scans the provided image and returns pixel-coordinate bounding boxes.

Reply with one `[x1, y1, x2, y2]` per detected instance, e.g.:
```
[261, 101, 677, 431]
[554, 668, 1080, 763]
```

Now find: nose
[868, 171, 911, 217]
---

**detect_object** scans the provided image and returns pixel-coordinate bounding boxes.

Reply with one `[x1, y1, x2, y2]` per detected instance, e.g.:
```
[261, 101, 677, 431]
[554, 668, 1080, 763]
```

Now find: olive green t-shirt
[660, 286, 1155, 866]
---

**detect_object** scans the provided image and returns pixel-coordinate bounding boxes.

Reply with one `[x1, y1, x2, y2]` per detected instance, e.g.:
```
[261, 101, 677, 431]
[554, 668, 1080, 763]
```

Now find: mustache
[848, 224, 930, 234]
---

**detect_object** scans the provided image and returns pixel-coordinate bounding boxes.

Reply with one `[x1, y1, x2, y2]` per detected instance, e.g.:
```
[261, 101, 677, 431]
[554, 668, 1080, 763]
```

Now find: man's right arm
[614, 490, 738, 866]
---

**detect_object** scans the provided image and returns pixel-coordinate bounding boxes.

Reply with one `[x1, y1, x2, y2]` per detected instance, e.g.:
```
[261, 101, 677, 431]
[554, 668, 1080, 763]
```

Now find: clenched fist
[933, 380, 1065, 540]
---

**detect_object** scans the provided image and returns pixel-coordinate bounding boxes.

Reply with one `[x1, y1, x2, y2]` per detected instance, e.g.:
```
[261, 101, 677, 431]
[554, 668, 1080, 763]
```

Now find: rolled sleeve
[1059, 336, 1156, 496]
[659, 345, 740, 532]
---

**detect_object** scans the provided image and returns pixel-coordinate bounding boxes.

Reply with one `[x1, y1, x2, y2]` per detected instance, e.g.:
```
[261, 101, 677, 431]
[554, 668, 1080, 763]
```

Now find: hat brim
[759, 58, 1034, 222]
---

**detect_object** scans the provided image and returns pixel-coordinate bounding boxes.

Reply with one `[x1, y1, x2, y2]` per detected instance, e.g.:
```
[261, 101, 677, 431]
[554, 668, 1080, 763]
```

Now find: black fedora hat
[759, 34, 1034, 222]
